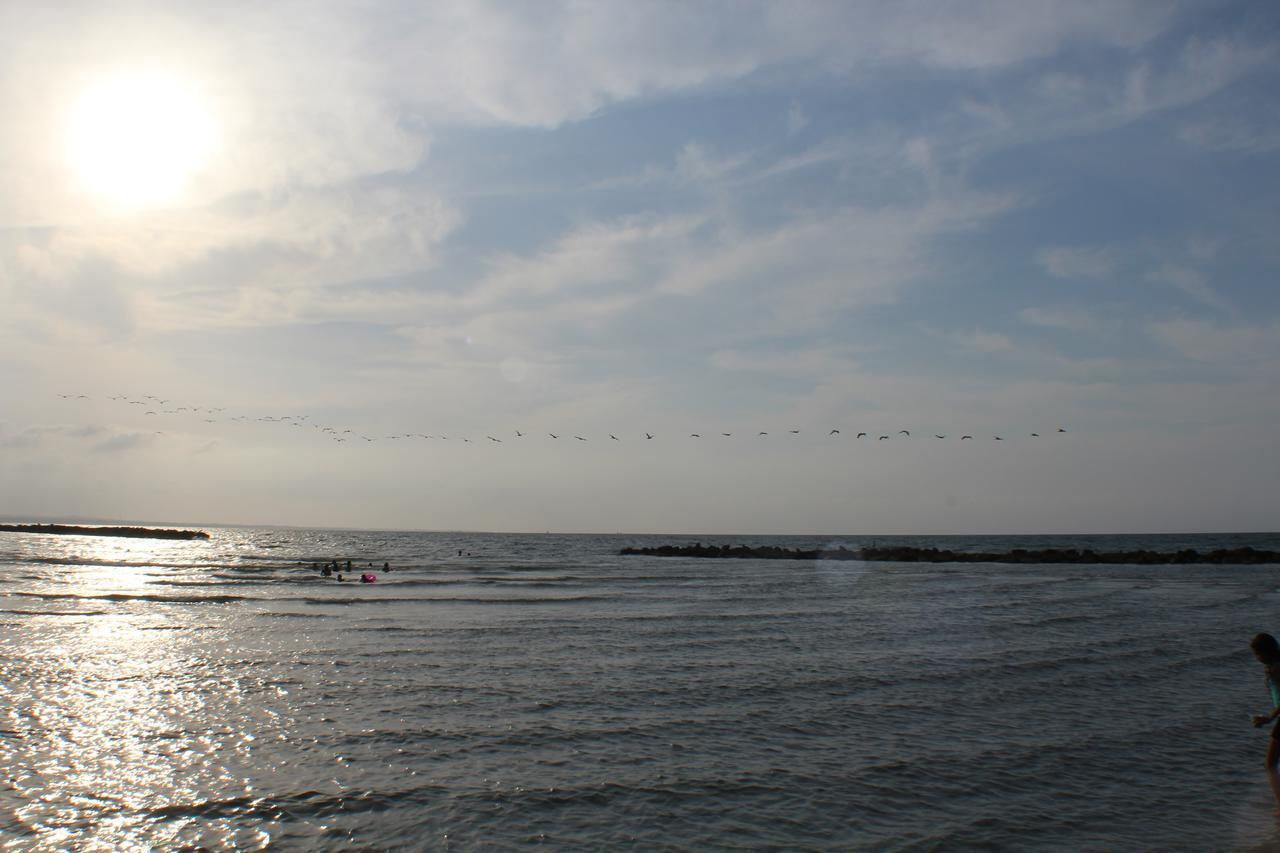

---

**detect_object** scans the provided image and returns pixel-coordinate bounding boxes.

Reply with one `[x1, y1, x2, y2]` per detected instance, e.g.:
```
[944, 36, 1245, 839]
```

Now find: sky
[1, 0, 1278, 534]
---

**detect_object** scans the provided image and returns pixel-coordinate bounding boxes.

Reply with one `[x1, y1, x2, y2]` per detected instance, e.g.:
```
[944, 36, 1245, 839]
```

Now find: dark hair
[1253, 633, 1280, 662]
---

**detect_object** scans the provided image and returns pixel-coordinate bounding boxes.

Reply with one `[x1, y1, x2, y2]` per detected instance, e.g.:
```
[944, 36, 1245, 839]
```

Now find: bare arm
[1254, 665, 1280, 726]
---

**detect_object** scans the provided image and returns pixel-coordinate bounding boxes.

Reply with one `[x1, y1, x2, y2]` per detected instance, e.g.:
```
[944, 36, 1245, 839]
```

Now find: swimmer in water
[383, 561, 390, 572]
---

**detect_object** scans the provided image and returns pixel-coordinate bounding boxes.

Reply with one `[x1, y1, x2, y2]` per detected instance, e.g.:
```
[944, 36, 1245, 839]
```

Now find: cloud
[1019, 306, 1101, 334]
[709, 347, 859, 376]
[947, 330, 1017, 353]
[1145, 263, 1232, 312]
[1178, 116, 1280, 154]
[787, 101, 810, 136]
[1148, 318, 1280, 367]
[1037, 246, 1115, 279]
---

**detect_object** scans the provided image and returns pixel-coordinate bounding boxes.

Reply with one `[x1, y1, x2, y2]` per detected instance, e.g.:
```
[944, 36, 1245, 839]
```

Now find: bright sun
[67, 70, 216, 208]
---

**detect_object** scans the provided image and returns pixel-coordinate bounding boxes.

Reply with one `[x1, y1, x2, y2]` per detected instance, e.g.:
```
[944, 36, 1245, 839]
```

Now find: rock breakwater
[0, 524, 210, 541]
[619, 543, 1280, 564]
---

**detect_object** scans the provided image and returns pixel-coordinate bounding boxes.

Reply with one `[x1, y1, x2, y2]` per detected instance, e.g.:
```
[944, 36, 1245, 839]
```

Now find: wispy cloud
[1037, 246, 1115, 280]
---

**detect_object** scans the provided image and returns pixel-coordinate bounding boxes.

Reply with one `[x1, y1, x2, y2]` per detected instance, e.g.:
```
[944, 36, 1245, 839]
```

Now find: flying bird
[899, 430, 910, 436]
[690, 433, 701, 438]
[878, 435, 889, 440]
[829, 429, 840, 435]
[789, 430, 800, 434]
[721, 433, 731, 437]
[516, 431, 523, 437]
[1030, 433, 1040, 437]
[574, 436, 587, 441]
[993, 436, 1003, 440]
[1057, 427, 1066, 433]
[935, 434, 946, 439]
[961, 435, 973, 440]
[487, 436, 501, 442]
[758, 431, 768, 436]
[645, 433, 654, 439]
[610, 435, 619, 441]
[549, 433, 559, 439]
[856, 432, 866, 438]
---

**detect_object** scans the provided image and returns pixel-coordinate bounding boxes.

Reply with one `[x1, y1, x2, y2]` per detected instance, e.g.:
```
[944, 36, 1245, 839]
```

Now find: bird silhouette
[1030, 433, 1039, 437]
[645, 433, 654, 439]
[899, 430, 910, 436]
[993, 436, 1003, 441]
[829, 429, 840, 435]
[789, 430, 800, 434]
[574, 436, 587, 441]
[549, 433, 559, 439]
[935, 434, 946, 439]
[857, 432, 866, 438]
[758, 431, 768, 436]
[690, 433, 701, 438]
[610, 435, 619, 440]
[878, 435, 889, 440]
[1057, 427, 1066, 433]
[487, 436, 501, 442]
[721, 433, 731, 437]
[961, 435, 973, 440]
[516, 431, 524, 437]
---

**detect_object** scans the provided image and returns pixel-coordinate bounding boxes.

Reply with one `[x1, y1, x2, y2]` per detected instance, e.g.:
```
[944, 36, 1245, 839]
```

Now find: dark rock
[0, 523, 210, 541]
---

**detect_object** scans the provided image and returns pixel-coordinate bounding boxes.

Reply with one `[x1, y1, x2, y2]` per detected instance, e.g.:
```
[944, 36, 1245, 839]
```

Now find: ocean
[2, 528, 1280, 850]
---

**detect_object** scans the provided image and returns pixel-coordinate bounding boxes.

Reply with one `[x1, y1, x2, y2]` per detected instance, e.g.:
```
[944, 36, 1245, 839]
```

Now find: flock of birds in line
[56, 393, 1067, 446]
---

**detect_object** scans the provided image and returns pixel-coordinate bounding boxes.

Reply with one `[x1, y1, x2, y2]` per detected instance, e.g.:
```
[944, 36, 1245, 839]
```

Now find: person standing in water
[1251, 632, 1280, 810]
[1251, 633, 1280, 759]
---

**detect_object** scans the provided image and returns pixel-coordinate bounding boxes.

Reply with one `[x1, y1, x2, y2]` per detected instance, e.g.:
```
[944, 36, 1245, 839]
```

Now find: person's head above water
[1252, 633, 1280, 664]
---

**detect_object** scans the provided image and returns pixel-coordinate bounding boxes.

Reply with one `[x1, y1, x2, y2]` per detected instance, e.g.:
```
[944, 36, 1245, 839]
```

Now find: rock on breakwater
[620, 543, 1280, 564]
[0, 524, 211, 541]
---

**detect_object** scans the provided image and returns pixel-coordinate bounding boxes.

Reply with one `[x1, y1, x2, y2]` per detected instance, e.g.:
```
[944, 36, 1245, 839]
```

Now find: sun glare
[67, 70, 216, 208]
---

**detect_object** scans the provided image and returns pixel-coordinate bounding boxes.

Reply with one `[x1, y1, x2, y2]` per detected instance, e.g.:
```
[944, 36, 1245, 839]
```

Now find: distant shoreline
[621, 543, 1280, 565]
[0, 524, 210, 541]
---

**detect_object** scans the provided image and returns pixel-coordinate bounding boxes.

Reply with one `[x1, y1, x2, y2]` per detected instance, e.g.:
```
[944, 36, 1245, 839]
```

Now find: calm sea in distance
[3, 527, 1280, 850]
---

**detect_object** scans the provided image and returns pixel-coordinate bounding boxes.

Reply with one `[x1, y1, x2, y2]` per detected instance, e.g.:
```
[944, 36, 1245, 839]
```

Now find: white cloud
[949, 330, 1017, 353]
[1037, 246, 1115, 279]
[709, 347, 859, 376]
[1178, 116, 1280, 154]
[787, 101, 811, 136]
[1145, 263, 1232, 312]
[1019, 306, 1101, 333]
[1148, 318, 1280, 367]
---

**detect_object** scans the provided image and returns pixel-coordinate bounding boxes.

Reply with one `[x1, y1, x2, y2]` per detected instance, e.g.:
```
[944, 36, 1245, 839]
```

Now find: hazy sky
[2, 0, 1277, 534]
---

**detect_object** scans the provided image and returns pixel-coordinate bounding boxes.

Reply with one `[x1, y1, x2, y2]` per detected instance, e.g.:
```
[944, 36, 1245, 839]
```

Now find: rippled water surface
[3, 528, 1280, 850]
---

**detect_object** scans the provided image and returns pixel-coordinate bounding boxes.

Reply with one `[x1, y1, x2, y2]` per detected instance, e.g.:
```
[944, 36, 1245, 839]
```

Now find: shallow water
[2, 529, 1280, 850]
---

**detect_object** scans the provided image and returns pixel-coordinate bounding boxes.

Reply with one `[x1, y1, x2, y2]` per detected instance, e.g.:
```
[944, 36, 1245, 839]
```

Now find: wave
[5, 591, 249, 604]
[0, 608, 113, 616]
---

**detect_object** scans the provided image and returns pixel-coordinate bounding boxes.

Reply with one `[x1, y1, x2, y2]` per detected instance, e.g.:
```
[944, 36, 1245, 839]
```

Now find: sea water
[2, 528, 1280, 850]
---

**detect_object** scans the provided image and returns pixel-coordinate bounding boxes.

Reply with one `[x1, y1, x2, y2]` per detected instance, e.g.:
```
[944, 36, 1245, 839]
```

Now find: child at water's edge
[1250, 633, 1280, 768]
